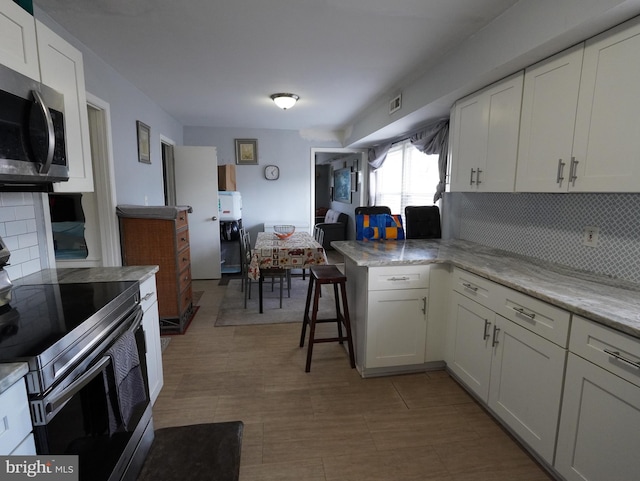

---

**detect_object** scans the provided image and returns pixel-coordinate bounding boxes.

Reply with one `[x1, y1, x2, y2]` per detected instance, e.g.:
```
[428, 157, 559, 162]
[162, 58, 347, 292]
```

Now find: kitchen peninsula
[332, 238, 640, 480]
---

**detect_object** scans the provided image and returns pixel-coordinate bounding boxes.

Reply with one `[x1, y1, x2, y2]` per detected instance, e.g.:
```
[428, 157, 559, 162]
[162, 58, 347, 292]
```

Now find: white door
[174, 146, 221, 279]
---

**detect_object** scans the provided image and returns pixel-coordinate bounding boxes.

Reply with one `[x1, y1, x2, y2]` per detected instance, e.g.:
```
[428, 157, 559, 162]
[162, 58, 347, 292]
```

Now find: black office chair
[355, 206, 391, 216]
[404, 206, 442, 239]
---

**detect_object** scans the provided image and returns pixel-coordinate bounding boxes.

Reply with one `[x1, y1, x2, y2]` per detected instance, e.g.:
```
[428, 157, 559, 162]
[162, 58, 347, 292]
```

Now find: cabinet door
[448, 291, 494, 402]
[555, 354, 640, 481]
[36, 21, 94, 192]
[481, 72, 522, 192]
[450, 72, 522, 192]
[572, 17, 640, 192]
[366, 288, 428, 368]
[450, 94, 487, 192]
[140, 276, 163, 404]
[0, 2, 39, 80]
[489, 316, 566, 464]
[516, 44, 584, 192]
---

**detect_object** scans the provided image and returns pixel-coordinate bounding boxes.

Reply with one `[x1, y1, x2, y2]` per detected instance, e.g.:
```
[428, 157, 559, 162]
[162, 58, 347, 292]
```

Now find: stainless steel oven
[0, 280, 154, 481]
[0, 62, 69, 189]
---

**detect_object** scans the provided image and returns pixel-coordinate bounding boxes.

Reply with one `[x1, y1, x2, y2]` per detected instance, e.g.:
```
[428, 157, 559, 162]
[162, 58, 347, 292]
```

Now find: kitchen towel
[103, 329, 147, 434]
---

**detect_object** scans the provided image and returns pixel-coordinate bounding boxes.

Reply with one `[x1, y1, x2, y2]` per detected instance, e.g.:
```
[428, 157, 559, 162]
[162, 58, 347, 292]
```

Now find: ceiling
[35, 0, 521, 141]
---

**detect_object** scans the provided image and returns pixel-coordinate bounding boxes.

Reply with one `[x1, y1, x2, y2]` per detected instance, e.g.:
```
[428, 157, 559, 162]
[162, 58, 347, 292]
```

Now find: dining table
[249, 231, 327, 313]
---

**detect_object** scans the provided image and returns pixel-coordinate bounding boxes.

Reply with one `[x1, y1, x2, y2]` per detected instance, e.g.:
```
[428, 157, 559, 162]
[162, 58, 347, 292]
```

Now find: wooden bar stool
[300, 265, 355, 372]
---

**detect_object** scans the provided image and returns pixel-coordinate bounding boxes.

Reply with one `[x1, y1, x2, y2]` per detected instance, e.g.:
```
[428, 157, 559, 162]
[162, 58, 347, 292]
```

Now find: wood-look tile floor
[153, 279, 555, 481]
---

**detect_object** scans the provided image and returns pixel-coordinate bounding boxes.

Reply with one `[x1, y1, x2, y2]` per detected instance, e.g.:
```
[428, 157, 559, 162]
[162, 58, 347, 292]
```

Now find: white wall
[34, 8, 184, 206]
[184, 126, 341, 240]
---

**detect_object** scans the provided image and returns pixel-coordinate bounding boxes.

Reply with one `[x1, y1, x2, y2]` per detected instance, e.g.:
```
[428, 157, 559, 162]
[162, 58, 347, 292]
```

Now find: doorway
[161, 139, 176, 206]
[309, 148, 367, 237]
[50, 94, 120, 268]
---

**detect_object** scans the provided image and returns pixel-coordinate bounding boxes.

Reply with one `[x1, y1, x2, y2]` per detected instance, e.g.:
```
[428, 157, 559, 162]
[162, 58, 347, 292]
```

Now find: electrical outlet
[583, 226, 600, 247]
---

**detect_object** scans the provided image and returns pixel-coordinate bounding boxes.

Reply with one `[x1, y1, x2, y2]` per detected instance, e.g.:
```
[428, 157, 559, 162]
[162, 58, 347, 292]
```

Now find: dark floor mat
[137, 421, 243, 481]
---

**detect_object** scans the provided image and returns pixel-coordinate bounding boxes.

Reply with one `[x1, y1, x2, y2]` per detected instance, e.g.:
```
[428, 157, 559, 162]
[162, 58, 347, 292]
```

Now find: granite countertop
[13, 265, 159, 285]
[0, 266, 159, 393]
[0, 363, 29, 395]
[332, 239, 640, 339]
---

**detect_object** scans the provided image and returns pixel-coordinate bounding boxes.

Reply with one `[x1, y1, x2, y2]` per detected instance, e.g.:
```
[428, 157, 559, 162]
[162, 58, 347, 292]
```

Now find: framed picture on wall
[136, 121, 151, 164]
[235, 139, 258, 165]
[333, 167, 352, 203]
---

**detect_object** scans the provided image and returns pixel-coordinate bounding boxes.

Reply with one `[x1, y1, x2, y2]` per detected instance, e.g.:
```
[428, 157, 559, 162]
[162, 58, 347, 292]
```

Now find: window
[374, 140, 440, 223]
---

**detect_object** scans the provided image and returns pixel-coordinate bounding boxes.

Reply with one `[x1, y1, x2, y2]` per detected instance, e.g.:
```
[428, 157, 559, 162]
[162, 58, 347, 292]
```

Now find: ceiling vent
[389, 94, 402, 114]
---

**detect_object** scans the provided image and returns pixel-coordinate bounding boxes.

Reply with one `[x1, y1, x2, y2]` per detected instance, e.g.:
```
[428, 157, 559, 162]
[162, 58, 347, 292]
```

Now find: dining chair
[303, 227, 325, 280]
[240, 231, 253, 308]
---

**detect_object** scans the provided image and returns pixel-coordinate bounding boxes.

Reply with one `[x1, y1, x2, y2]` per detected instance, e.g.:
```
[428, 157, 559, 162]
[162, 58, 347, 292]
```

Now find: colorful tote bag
[356, 213, 405, 241]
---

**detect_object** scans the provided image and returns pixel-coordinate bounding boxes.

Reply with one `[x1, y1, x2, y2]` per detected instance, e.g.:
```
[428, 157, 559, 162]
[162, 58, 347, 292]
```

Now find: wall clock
[264, 165, 279, 180]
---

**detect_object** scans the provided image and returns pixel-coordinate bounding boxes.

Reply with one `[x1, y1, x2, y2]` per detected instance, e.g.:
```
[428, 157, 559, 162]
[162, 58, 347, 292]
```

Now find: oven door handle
[34, 355, 112, 425]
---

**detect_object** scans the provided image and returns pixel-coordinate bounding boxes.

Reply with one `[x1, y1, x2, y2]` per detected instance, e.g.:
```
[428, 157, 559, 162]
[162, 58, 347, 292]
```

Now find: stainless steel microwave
[0, 62, 69, 189]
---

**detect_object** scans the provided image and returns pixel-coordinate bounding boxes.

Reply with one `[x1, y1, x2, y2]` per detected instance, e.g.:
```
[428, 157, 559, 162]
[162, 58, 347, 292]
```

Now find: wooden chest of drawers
[118, 206, 193, 334]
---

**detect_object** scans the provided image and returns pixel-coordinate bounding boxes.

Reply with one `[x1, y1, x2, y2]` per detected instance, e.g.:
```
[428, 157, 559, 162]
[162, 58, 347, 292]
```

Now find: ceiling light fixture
[270, 93, 299, 110]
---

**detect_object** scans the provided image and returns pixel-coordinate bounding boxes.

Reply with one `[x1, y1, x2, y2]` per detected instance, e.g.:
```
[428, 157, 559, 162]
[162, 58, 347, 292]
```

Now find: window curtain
[409, 119, 449, 202]
[366, 119, 449, 205]
[367, 142, 392, 205]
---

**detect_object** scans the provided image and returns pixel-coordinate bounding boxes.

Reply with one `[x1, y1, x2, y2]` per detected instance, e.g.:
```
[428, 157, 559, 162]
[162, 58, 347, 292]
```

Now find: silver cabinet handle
[476, 168, 482, 184]
[513, 306, 536, 320]
[142, 292, 154, 301]
[483, 319, 491, 340]
[556, 159, 565, 185]
[603, 349, 640, 369]
[421, 297, 427, 315]
[462, 282, 478, 292]
[569, 157, 579, 186]
[388, 276, 410, 281]
[492, 326, 500, 347]
[470, 168, 476, 185]
[32, 90, 55, 174]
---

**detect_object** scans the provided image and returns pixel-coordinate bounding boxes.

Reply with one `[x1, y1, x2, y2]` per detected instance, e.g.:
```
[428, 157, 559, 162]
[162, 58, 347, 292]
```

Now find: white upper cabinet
[450, 72, 523, 192]
[516, 44, 584, 192]
[571, 16, 640, 192]
[36, 20, 94, 192]
[0, 1, 39, 80]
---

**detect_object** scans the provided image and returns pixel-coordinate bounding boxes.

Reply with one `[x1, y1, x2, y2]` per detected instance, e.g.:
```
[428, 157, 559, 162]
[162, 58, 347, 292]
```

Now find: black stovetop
[0, 281, 138, 361]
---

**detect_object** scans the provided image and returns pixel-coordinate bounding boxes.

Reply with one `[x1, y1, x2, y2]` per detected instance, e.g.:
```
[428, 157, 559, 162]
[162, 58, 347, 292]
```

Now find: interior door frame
[309, 147, 367, 229]
[85, 92, 120, 266]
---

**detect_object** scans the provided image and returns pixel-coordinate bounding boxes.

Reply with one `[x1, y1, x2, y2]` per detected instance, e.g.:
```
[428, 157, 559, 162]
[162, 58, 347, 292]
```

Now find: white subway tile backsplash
[18, 232, 39, 248]
[0, 207, 16, 222]
[5, 220, 28, 237]
[0, 193, 44, 279]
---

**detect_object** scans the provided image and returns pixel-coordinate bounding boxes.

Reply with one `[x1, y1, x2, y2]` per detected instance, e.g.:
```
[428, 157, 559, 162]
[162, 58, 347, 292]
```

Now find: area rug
[162, 305, 200, 335]
[215, 277, 338, 327]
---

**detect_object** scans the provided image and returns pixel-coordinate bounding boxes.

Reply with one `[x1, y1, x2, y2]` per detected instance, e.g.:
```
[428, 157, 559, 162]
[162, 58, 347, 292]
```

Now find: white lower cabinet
[366, 288, 428, 368]
[140, 275, 164, 404]
[555, 317, 640, 481]
[448, 291, 494, 401]
[447, 268, 569, 465]
[345, 262, 431, 376]
[0, 379, 35, 455]
[489, 315, 566, 464]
